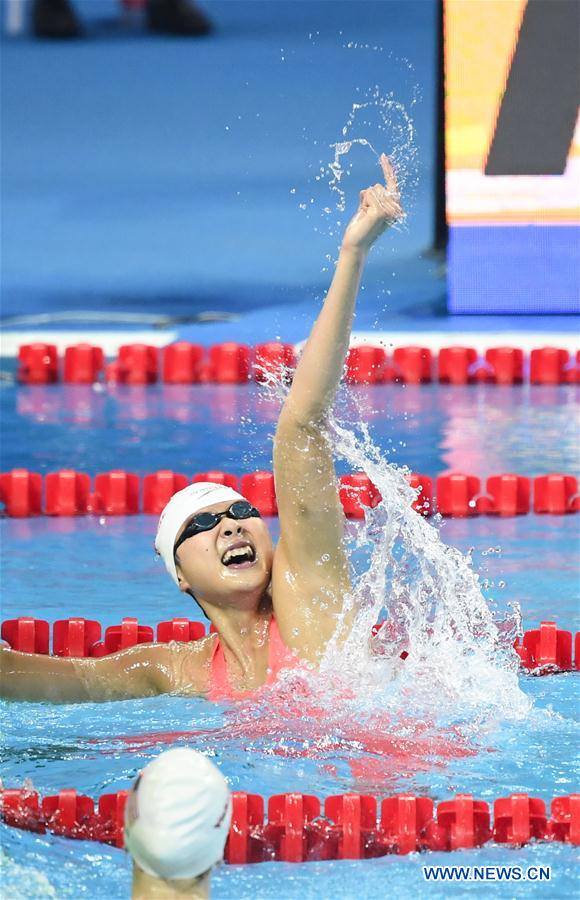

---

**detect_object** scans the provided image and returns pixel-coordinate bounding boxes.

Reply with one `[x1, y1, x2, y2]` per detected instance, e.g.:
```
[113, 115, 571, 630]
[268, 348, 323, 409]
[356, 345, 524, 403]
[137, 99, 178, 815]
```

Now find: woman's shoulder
[147, 633, 217, 694]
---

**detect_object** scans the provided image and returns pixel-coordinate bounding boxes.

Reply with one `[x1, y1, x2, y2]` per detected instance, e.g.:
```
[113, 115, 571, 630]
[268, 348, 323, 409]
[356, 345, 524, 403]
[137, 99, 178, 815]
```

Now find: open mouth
[221, 541, 257, 569]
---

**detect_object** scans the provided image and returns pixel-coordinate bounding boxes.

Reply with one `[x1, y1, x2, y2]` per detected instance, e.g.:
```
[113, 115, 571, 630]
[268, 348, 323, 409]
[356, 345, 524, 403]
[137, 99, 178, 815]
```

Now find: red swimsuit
[208, 617, 299, 701]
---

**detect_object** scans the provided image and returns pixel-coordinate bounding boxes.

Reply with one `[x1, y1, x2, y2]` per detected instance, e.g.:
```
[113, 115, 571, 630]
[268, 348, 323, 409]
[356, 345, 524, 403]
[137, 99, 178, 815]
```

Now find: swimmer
[124, 748, 231, 899]
[1, 155, 404, 702]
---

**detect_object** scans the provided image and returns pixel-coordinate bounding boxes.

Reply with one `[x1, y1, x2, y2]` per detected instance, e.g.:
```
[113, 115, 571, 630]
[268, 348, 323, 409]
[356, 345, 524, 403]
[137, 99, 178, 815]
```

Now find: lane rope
[13, 341, 580, 385]
[1, 617, 578, 674]
[1, 469, 579, 517]
[1, 787, 578, 857]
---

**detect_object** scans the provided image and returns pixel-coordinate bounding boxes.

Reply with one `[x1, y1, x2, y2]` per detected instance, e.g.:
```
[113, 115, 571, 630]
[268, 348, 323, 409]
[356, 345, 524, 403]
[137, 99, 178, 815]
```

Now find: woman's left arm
[272, 156, 403, 660]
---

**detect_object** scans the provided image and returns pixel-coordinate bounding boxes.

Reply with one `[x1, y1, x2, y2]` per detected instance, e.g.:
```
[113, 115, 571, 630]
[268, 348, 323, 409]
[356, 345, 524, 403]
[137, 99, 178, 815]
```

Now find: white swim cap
[155, 482, 245, 585]
[124, 748, 231, 881]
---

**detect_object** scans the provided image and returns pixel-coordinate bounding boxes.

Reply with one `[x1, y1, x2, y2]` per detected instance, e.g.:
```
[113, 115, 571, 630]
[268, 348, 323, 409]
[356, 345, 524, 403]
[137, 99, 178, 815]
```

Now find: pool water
[1, 381, 579, 898]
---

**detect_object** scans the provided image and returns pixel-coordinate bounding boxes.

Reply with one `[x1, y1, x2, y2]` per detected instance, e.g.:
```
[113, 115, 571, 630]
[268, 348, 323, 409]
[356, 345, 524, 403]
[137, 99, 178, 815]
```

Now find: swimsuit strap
[265, 617, 299, 683]
[208, 617, 298, 700]
[208, 632, 231, 701]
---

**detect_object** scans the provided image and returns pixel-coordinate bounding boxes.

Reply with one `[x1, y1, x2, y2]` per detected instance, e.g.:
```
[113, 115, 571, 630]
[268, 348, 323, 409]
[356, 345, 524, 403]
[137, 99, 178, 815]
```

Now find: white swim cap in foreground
[124, 748, 231, 881]
[155, 482, 245, 585]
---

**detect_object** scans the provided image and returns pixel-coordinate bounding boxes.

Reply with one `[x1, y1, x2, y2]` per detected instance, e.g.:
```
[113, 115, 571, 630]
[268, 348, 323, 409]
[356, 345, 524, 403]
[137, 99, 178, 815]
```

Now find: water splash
[331, 85, 417, 211]
[319, 407, 528, 723]
[256, 372, 530, 734]
[296, 84, 419, 260]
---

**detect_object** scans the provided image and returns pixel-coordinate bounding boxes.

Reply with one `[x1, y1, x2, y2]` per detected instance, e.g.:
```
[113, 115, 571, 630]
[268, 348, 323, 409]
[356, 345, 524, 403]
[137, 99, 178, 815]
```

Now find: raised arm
[0, 641, 200, 703]
[272, 156, 403, 658]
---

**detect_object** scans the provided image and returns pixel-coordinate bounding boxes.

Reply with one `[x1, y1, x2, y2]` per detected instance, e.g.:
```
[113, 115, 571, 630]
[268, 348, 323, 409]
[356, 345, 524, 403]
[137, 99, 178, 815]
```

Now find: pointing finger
[380, 153, 399, 194]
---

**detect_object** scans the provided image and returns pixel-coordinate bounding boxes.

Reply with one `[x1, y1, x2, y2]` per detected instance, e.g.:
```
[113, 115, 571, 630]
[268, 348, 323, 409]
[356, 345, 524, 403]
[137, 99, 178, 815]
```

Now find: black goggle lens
[229, 500, 256, 519]
[193, 511, 219, 529]
[174, 500, 261, 552]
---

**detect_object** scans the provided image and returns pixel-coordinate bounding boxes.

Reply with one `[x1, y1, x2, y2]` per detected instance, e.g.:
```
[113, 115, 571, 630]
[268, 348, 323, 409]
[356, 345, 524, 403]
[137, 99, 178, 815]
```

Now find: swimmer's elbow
[276, 404, 327, 442]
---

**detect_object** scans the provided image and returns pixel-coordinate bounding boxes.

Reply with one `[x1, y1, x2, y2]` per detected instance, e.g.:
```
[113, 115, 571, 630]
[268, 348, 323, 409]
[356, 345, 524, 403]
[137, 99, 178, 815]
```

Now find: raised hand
[342, 153, 404, 253]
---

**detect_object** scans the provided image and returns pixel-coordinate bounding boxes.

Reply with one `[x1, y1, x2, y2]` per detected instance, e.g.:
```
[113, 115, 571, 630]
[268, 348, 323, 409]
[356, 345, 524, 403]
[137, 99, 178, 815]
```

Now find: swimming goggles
[173, 500, 261, 553]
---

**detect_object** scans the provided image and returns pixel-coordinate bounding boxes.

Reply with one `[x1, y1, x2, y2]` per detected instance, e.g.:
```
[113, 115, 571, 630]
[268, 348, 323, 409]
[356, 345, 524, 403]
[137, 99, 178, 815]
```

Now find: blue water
[1, 382, 578, 477]
[1, 382, 579, 898]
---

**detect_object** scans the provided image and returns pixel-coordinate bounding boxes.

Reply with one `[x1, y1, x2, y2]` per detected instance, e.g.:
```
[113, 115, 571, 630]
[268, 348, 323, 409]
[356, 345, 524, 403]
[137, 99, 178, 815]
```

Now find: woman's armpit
[162, 637, 215, 696]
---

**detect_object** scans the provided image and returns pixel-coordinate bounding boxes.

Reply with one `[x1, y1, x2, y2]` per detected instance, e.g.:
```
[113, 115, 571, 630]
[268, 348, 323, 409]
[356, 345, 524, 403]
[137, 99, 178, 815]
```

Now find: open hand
[341, 154, 404, 253]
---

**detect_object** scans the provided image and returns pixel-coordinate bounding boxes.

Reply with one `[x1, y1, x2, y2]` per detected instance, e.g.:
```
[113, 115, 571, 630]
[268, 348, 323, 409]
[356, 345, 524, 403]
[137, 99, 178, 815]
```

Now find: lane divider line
[1, 788, 578, 856]
[1, 617, 578, 674]
[12, 341, 580, 385]
[1, 470, 578, 517]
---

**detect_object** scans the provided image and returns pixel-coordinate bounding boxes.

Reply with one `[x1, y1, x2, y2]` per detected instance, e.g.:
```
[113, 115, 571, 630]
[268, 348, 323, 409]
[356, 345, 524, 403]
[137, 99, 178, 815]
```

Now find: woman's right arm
[0, 642, 193, 703]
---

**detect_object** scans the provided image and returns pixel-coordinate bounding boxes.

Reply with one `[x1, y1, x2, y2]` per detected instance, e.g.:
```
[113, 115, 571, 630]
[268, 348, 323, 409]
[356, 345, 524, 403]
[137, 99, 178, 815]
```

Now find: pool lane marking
[1, 330, 577, 358]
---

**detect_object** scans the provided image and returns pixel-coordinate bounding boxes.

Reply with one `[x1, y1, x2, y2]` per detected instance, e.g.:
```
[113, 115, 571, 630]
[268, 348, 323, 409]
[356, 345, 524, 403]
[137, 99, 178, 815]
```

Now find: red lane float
[109, 345, 159, 385]
[0, 469, 42, 517]
[436, 473, 481, 516]
[438, 347, 478, 385]
[53, 618, 101, 657]
[424, 794, 491, 851]
[339, 474, 382, 518]
[254, 342, 295, 384]
[17, 344, 58, 384]
[90, 618, 154, 656]
[380, 794, 434, 854]
[267, 793, 328, 862]
[226, 793, 266, 864]
[156, 618, 205, 643]
[2, 616, 578, 673]
[493, 795, 548, 844]
[162, 343, 204, 384]
[207, 343, 251, 383]
[1, 789, 578, 855]
[514, 621, 573, 673]
[534, 474, 580, 514]
[90, 471, 140, 516]
[64, 345, 105, 384]
[143, 471, 189, 515]
[45, 470, 91, 516]
[549, 795, 580, 844]
[240, 471, 277, 516]
[1, 617, 50, 654]
[325, 794, 379, 859]
[564, 350, 580, 384]
[392, 346, 432, 384]
[530, 348, 570, 385]
[345, 347, 387, 384]
[485, 348, 524, 385]
[42, 790, 96, 838]
[477, 474, 530, 516]
[14, 343, 579, 385]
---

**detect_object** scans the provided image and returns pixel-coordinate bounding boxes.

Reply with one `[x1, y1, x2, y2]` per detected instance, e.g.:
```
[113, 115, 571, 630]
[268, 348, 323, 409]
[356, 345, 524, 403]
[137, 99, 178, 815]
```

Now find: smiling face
[173, 501, 274, 613]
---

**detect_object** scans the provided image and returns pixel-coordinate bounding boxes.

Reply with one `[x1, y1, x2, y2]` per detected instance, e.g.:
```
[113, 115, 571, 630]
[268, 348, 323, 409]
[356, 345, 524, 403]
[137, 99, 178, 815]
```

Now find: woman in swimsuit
[1, 155, 403, 702]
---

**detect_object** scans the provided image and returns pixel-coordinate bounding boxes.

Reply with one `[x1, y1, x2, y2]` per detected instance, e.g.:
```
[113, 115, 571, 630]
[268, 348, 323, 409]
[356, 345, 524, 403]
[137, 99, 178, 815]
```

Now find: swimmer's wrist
[339, 242, 368, 263]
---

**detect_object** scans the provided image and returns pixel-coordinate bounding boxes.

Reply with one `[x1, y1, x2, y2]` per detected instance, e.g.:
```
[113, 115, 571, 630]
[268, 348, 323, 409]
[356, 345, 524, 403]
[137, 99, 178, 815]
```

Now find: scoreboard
[444, 0, 579, 313]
